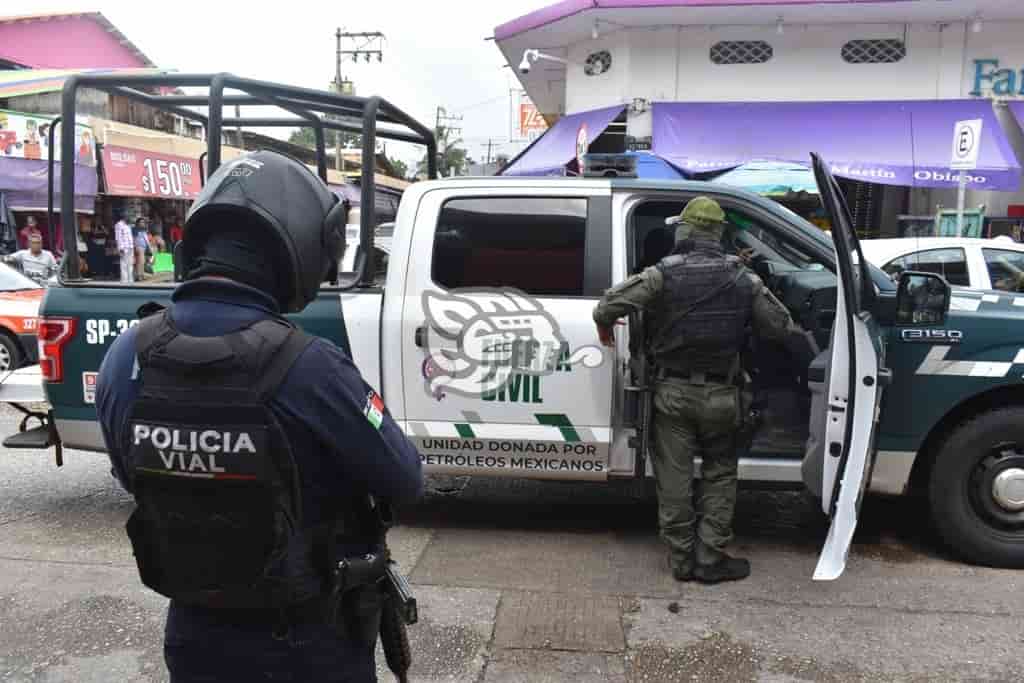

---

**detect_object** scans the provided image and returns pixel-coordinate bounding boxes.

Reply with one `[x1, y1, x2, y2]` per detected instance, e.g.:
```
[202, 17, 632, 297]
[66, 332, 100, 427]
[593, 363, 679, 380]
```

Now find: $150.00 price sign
[101, 145, 201, 199]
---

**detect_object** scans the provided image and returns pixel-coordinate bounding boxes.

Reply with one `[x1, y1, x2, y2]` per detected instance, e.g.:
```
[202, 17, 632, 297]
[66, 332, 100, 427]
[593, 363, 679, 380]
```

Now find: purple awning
[0, 157, 97, 213]
[501, 104, 626, 176]
[652, 99, 1022, 191]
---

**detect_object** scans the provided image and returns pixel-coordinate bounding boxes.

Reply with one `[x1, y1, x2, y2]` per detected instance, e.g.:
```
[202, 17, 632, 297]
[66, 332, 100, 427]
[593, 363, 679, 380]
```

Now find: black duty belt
[662, 369, 731, 385]
[180, 597, 328, 625]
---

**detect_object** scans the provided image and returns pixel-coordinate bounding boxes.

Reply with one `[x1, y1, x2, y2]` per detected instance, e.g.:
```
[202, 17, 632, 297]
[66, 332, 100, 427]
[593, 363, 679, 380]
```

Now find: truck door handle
[414, 325, 427, 348]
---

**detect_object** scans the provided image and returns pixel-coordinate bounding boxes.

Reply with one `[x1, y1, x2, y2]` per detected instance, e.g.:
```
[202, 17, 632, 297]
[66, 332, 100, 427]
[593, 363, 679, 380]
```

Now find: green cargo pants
[649, 378, 740, 572]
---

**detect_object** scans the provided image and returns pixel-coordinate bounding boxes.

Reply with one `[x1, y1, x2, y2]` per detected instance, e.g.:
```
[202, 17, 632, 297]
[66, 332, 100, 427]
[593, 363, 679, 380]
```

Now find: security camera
[519, 49, 538, 75]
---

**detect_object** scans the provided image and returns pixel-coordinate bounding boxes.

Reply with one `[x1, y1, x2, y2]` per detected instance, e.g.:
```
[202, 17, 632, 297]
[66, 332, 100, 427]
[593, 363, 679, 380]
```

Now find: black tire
[929, 407, 1024, 568]
[0, 333, 22, 372]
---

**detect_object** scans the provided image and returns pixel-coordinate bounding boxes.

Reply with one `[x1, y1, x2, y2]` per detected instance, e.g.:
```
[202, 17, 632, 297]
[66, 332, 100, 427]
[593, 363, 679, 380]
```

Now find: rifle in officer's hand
[326, 497, 417, 683]
[375, 501, 417, 683]
[626, 311, 652, 494]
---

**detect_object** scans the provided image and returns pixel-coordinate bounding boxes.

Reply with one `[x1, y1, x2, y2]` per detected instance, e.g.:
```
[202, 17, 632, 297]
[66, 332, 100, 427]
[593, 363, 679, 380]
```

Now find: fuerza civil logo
[418, 288, 604, 399]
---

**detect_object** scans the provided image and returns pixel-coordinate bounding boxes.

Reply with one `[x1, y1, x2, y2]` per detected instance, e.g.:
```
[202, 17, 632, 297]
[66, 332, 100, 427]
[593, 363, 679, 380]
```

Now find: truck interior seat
[461, 247, 584, 296]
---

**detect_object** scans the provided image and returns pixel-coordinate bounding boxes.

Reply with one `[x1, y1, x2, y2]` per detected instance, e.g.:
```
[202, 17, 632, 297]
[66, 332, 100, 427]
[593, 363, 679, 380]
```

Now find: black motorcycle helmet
[181, 150, 347, 313]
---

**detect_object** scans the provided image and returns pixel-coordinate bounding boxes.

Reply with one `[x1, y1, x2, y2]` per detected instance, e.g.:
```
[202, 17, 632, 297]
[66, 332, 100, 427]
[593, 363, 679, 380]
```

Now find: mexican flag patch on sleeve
[364, 391, 385, 430]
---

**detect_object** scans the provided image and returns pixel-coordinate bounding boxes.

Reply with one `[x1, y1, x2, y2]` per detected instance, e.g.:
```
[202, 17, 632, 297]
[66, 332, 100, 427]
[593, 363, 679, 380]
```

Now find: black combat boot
[669, 553, 695, 582]
[693, 543, 750, 584]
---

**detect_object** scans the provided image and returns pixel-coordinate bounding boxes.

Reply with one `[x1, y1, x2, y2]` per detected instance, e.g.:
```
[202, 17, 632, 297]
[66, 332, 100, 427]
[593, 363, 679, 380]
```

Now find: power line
[331, 28, 384, 172]
[336, 29, 385, 63]
[448, 94, 507, 113]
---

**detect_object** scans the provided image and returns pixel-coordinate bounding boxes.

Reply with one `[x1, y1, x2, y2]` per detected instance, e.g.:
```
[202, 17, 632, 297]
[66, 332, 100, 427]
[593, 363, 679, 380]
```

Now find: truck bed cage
[54, 72, 438, 288]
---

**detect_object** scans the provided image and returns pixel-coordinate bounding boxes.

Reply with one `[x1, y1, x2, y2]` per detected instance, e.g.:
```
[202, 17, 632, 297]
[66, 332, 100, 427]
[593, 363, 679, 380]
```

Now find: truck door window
[983, 248, 1024, 292]
[432, 197, 588, 297]
[629, 201, 828, 275]
[883, 248, 969, 287]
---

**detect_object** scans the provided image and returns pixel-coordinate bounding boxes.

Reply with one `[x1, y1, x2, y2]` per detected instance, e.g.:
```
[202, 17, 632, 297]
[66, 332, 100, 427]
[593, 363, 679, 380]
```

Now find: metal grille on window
[709, 41, 773, 65]
[841, 39, 906, 64]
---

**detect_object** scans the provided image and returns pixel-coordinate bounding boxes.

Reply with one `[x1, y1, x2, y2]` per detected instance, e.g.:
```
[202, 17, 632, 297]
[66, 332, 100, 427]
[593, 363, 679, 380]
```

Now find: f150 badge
[901, 329, 963, 344]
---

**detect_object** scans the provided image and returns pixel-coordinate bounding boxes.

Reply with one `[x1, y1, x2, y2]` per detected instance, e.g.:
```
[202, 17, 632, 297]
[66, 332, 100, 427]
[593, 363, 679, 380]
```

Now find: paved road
[0, 406, 1021, 682]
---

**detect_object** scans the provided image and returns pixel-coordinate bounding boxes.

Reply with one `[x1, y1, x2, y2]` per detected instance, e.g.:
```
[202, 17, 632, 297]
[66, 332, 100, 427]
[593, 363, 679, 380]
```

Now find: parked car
[0, 262, 43, 370]
[861, 236, 1024, 291]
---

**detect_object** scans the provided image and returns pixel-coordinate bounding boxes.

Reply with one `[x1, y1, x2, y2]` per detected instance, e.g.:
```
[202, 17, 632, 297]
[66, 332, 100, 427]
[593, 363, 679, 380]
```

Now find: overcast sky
[7, 0, 554, 170]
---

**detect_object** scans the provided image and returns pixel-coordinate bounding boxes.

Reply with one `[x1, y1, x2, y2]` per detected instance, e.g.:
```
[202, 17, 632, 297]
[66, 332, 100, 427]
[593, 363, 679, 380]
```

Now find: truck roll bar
[54, 72, 437, 289]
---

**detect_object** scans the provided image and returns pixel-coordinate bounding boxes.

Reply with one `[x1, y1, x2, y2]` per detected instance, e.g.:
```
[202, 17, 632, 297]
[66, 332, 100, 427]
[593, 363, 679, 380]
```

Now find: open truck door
[808, 153, 888, 581]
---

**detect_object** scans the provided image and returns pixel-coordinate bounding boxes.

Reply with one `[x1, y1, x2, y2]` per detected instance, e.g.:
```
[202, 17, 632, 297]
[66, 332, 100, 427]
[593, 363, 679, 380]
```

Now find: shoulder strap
[656, 253, 686, 271]
[135, 310, 177, 360]
[137, 310, 238, 372]
[248, 321, 316, 402]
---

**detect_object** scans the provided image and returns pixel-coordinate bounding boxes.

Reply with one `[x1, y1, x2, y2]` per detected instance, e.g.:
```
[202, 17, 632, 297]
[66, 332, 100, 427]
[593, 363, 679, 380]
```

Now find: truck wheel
[929, 407, 1024, 568]
[0, 333, 22, 371]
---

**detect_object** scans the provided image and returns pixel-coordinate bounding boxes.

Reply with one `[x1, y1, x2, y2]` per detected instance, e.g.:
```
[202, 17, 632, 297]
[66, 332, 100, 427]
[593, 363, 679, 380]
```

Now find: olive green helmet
[666, 196, 726, 240]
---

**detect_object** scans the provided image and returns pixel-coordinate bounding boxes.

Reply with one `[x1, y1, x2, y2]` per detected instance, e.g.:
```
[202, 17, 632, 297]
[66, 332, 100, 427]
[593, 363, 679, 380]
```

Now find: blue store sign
[970, 59, 1024, 97]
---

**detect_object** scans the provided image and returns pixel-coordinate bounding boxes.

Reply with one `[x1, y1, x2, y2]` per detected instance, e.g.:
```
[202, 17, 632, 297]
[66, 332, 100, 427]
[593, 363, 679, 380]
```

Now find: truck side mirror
[896, 271, 951, 326]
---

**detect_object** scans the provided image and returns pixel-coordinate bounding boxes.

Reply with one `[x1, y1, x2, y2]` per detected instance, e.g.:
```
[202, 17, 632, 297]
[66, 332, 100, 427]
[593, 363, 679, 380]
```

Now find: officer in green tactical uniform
[593, 196, 816, 583]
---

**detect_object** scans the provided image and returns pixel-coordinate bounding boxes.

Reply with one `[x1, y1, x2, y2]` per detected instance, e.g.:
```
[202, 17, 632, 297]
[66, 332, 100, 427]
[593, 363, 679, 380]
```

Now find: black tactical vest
[649, 239, 755, 375]
[124, 310, 329, 609]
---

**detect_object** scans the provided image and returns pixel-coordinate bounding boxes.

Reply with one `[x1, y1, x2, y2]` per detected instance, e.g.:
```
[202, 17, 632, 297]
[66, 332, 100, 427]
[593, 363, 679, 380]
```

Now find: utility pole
[434, 106, 463, 176]
[333, 28, 385, 172]
[435, 106, 462, 138]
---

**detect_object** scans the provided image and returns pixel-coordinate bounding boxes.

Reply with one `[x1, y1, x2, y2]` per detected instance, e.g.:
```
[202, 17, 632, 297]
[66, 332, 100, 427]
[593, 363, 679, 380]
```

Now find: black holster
[325, 552, 387, 649]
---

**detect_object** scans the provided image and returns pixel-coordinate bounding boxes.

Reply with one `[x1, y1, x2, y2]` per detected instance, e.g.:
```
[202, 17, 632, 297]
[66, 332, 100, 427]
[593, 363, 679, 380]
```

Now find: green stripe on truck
[534, 413, 580, 442]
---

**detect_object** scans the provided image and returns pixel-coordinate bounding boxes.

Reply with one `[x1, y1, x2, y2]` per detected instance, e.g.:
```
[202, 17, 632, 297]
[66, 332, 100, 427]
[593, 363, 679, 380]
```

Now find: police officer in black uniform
[96, 150, 424, 682]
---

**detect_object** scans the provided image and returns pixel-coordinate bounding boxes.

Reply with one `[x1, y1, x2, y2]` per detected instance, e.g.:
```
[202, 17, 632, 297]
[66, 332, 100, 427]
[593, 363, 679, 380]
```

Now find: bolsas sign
[101, 145, 202, 199]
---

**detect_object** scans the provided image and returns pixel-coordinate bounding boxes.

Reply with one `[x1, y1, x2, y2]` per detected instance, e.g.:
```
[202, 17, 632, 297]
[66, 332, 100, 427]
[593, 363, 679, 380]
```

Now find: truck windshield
[723, 210, 827, 272]
[728, 223, 825, 272]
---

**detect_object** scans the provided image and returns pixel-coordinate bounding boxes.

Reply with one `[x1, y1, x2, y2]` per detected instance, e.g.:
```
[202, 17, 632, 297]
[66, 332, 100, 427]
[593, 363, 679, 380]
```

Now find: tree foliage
[417, 125, 473, 177]
[287, 127, 360, 151]
[388, 157, 409, 180]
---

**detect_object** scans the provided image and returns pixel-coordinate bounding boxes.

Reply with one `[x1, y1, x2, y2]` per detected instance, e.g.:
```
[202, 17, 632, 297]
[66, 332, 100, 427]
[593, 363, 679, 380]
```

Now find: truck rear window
[432, 197, 588, 297]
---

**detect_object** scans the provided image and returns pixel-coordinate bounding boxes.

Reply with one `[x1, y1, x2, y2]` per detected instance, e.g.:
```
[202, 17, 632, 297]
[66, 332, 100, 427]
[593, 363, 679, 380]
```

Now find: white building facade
[495, 0, 1024, 233]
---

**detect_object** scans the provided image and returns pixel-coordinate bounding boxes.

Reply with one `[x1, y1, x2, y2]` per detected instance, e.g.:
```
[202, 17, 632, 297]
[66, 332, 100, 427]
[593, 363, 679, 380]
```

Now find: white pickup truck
[19, 74, 1024, 578]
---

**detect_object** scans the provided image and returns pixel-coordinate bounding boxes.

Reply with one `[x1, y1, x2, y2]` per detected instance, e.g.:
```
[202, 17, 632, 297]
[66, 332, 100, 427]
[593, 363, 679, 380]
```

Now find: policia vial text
[133, 424, 258, 474]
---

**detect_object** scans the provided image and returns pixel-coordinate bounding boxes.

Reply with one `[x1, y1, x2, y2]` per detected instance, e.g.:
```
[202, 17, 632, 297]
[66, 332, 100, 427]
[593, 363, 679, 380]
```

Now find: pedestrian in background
[18, 216, 39, 250]
[134, 217, 150, 280]
[169, 214, 184, 251]
[6, 231, 57, 282]
[114, 213, 134, 284]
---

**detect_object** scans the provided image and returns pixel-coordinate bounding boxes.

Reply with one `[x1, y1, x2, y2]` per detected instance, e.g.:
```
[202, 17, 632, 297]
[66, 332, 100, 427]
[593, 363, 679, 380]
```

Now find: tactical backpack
[124, 310, 327, 608]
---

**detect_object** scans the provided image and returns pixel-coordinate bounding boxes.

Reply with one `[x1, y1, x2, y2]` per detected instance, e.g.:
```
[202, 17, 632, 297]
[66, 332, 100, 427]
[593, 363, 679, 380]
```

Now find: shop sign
[969, 59, 1024, 98]
[101, 145, 201, 199]
[510, 90, 548, 143]
[0, 110, 96, 166]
